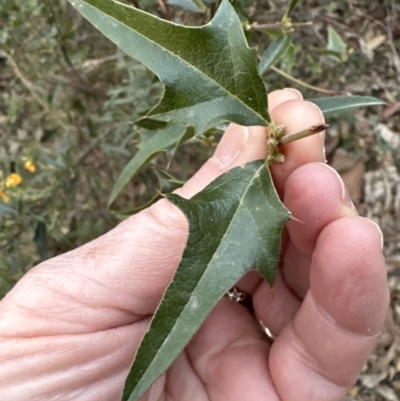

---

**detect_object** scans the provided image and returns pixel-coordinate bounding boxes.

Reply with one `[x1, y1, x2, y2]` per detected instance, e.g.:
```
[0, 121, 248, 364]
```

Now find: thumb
[0, 124, 268, 338]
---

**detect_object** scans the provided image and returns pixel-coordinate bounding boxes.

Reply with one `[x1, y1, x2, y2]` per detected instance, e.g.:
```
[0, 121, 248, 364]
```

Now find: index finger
[269, 97, 326, 196]
[269, 216, 389, 401]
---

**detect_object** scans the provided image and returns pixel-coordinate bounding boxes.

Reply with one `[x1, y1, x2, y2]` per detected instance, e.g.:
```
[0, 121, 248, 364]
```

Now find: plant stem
[270, 66, 351, 95]
[248, 21, 313, 31]
[279, 123, 329, 145]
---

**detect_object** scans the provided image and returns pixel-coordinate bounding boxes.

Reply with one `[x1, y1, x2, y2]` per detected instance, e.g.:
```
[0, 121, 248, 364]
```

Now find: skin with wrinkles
[0, 89, 389, 401]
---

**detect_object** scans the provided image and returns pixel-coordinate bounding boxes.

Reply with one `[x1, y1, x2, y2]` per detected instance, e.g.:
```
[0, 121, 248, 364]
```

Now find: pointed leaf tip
[107, 122, 191, 207]
[286, 0, 300, 16]
[68, 0, 269, 134]
[309, 95, 386, 116]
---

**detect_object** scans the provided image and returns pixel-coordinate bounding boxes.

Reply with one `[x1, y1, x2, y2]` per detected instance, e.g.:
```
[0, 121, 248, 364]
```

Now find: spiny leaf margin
[122, 160, 290, 401]
[107, 122, 192, 207]
[67, 0, 270, 134]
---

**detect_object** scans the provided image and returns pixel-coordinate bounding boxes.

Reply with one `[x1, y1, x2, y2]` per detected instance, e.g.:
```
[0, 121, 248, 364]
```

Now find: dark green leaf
[68, 0, 269, 134]
[286, 0, 300, 16]
[309, 96, 386, 116]
[122, 160, 290, 401]
[259, 35, 291, 74]
[34, 221, 48, 262]
[108, 122, 193, 207]
[135, 118, 168, 130]
[167, 0, 207, 13]
[154, 168, 184, 193]
[112, 169, 184, 216]
[10, 243, 20, 276]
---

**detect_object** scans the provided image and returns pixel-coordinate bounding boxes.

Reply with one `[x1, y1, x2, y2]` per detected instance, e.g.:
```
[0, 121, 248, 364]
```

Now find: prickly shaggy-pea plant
[68, 0, 384, 399]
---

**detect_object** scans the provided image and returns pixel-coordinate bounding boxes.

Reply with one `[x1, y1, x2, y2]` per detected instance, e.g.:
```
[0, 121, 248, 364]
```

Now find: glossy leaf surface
[108, 122, 192, 207]
[122, 160, 290, 401]
[68, 0, 269, 134]
[310, 95, 385, 116]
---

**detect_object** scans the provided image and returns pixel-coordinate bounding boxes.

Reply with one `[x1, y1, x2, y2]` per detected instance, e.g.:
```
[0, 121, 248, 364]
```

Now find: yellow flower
[0, 190, 9, 203]
[5, 173, 22, 188]
[24, 160, 36, 173]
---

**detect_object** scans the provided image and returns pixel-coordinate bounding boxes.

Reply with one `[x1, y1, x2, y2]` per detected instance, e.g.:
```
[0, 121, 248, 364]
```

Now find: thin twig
[270, 66, 352, 95]
[248, 21, 313, 31]
[0, 50, 48, 111]
[279, 123, 329, 145]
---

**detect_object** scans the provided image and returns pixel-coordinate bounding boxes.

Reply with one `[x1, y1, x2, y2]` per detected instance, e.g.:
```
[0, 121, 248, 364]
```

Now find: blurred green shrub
[0, 0, 170, 296]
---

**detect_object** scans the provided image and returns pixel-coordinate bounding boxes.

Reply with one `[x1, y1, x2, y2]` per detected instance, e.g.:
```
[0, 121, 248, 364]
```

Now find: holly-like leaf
[310, 95, 386, 116]
[108, 122, 193, 207]
[122, 160, 291, 401]
[259, 35, 291, 74]
[68, 0, 269, 134]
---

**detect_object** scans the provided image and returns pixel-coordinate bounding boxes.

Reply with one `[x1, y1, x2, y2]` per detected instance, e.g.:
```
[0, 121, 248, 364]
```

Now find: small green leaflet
[122, 160, 291, 401]
[68, 0, 269, 134]
[108, 122, 193, 207]
[309, 96, 386, 117]
[259, 35, 291, 75]
[326, 26, 347, 61]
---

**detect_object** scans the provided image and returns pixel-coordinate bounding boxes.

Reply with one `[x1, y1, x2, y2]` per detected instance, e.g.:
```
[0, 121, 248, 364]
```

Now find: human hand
[0, 89, 389, 401]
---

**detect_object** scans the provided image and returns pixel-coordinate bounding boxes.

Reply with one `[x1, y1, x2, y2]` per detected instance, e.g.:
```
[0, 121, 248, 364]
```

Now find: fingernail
[319, 163, 358, 214]
[283, 88, 303, 100]
[214, 124, 249, 168]
[305, 101, 325, 132]
[368, 219, 384, 251]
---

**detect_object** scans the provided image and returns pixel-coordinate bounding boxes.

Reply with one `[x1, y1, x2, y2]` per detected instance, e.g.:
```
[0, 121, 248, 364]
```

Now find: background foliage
[1, 0, 400, 398]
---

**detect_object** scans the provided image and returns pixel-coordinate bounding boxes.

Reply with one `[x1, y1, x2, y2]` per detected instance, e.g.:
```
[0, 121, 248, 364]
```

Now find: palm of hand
[0, 90, 388, 401]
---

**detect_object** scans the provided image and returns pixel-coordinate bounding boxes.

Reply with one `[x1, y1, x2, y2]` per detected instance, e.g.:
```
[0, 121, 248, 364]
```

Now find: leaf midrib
[136, 165, 265, 388]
